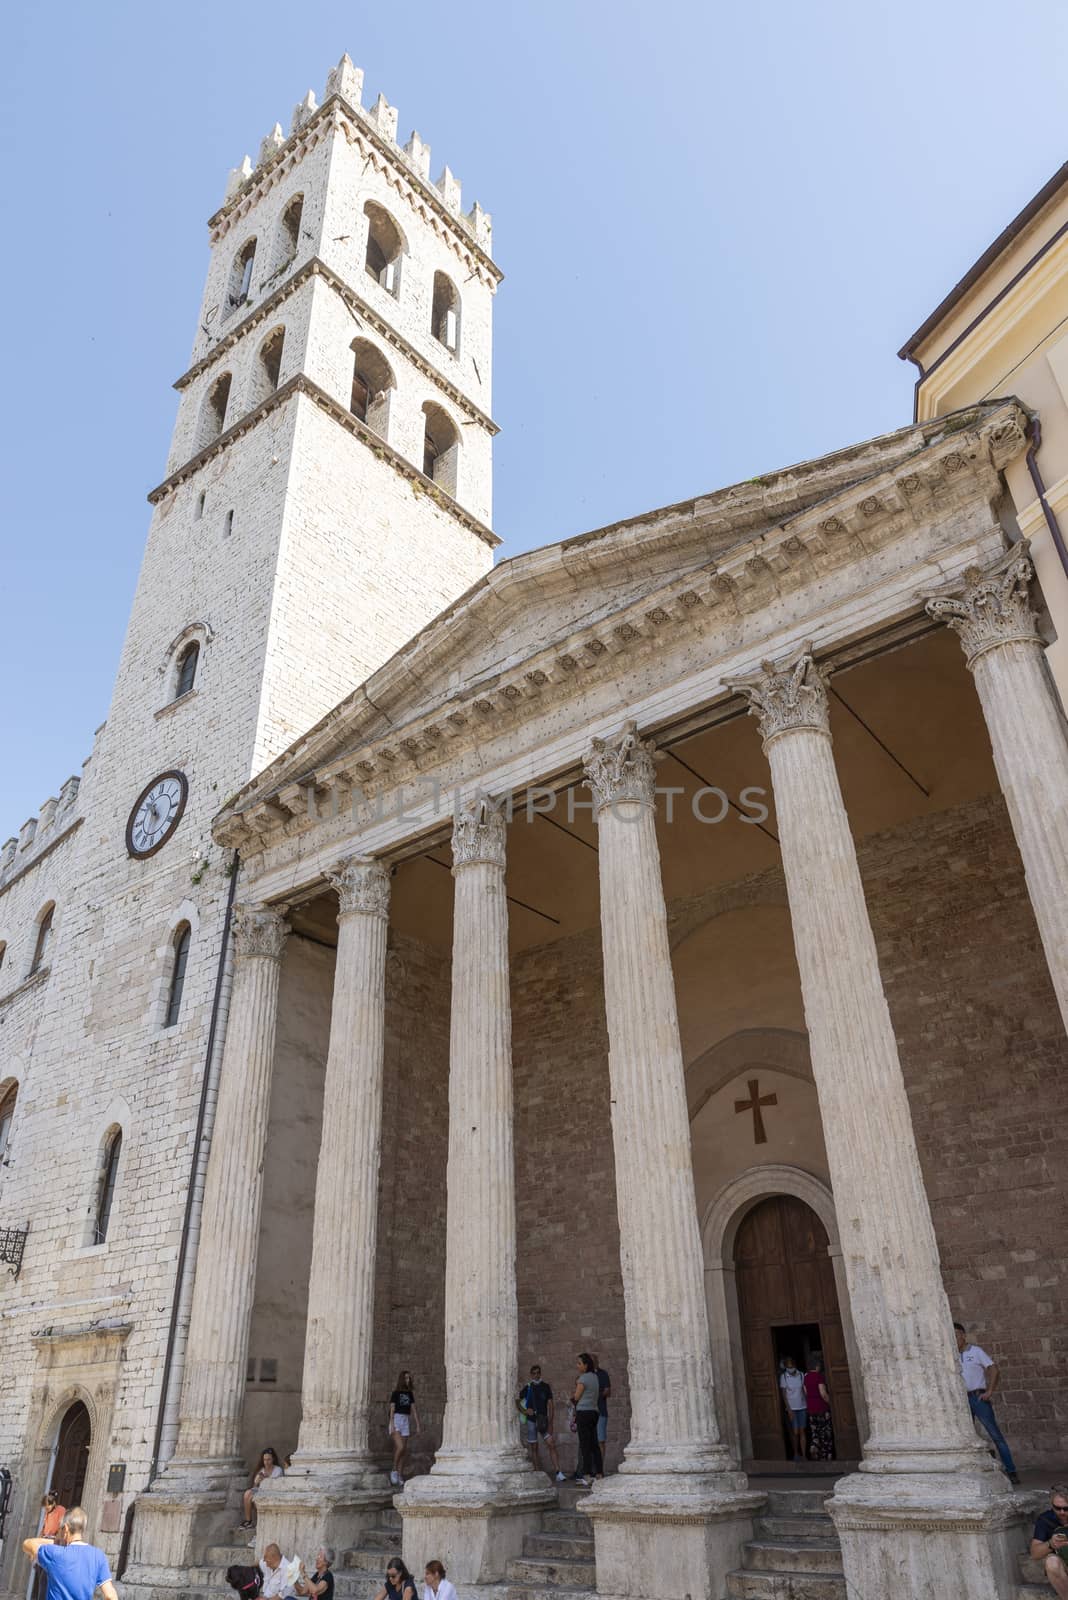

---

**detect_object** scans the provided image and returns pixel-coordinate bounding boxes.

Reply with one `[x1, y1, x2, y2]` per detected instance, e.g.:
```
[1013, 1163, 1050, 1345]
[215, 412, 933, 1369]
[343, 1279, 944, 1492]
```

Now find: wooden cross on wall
[735, 1077, 778, 1145]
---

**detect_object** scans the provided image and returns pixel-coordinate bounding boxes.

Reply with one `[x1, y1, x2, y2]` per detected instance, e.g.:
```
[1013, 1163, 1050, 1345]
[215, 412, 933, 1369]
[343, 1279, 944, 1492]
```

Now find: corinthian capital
[326, 856, 390, 919]
[231, 903, 289, 961]
[582, 720, 659, 812]
[451, 794, 507, 870]
[724, 644, 830, 748]
[925, 546, 1040, 666]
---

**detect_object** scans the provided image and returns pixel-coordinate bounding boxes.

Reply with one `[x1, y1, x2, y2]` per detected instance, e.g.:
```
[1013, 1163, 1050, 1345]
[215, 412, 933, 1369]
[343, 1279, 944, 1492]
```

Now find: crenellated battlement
[220, 53, 493, 254]
[0, 741, 95, 889]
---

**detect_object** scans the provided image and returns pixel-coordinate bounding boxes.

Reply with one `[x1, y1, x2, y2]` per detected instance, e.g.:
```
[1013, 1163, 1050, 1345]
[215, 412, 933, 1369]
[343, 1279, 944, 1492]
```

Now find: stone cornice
[146, 373, 498, 546]
[212, 400, 1028, 852]
[0, 820, 82, 902]
[208, 96, 502, 287]
[174, 257, 498, 436]
[0, 967, 50, 1010]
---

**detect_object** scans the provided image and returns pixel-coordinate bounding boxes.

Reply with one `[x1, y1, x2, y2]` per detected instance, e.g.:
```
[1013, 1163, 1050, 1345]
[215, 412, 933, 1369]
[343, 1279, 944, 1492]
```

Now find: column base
[253, 1473, 393, 1559]
[585, 1474, 764, 1600]
[400, 1455, 555, 1587]
[829, 1467, 1030, 1600]
[123, 1464, 246, 1586]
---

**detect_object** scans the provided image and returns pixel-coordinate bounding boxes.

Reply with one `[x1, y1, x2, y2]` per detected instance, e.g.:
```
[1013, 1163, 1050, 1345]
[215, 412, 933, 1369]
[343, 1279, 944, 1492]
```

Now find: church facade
[1, 57, 1067, 1600]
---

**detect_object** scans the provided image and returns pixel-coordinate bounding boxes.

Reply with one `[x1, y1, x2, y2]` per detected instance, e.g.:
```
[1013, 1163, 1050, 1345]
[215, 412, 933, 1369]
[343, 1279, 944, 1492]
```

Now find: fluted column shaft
[726, 652, 985, 1475]
[583, 726, 730, 1480]
[173, 905, 289, 1467]
[434, 798, 529, 1484]
[293, 858, 390, 1477]
[927, 547, 1068, 1036]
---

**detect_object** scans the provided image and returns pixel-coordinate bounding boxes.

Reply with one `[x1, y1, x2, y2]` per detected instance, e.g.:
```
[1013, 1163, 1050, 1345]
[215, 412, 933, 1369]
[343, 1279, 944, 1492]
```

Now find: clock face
[126, 770, 189, 858]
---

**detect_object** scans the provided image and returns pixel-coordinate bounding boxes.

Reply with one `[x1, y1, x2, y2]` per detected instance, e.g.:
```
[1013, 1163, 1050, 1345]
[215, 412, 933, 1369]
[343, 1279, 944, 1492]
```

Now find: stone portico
[124, 398, 1068, 1600]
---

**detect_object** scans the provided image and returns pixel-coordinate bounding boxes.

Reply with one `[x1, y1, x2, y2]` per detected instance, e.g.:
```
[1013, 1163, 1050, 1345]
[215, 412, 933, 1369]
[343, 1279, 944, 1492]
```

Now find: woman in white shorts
[388, 1370, 420, 1486]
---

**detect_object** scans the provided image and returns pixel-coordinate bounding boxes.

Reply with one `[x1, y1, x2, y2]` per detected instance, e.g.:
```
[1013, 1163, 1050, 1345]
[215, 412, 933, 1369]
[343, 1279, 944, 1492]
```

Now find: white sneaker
[555, 1471, 566, 1481]
[390, 1470, 400, 1485]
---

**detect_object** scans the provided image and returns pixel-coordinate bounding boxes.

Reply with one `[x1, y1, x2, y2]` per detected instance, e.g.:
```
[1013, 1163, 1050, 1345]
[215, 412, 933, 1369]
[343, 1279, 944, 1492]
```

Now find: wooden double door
[734, 1194, 860, 1461]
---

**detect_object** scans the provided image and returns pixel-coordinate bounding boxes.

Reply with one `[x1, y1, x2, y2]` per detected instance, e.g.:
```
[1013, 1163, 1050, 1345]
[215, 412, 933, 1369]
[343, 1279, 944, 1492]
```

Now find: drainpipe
[1025, 417, 1068, 580]
[148, 857, 241, 1478]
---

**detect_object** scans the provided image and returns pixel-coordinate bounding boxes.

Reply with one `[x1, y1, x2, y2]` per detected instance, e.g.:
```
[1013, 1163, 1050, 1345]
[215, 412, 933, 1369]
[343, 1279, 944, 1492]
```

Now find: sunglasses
[1054, 1506, 1068, 1514]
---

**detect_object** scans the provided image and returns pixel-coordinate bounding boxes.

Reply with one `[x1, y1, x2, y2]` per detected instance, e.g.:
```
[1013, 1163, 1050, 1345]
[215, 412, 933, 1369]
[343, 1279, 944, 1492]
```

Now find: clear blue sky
[3, 0, 1067, 830]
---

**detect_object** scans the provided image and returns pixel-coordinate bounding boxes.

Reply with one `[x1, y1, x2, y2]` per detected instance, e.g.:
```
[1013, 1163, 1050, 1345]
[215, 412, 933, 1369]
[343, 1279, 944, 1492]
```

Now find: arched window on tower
[431, 272, 461, 353]
[254, 327, 285, 404]
[0, 1082, 16, 1164]
[30, 904, 55, 976]
[200, 373, 232, 448]
[229, 239, 257, 311]
[349, 340, 396, 440]
[363, 203, 404, 296]
[175, 642, 199, 700]
[422, 402, 460, 498]
[278, 194, 304, 265]
[93, 1128, 123, 1245]
[165, 924, 191, 1028]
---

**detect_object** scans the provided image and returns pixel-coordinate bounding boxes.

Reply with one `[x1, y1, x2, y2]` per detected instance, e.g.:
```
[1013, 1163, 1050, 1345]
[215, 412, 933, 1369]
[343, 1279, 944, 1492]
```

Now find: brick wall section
[511, 927, 628, 1475]
[369, 933, 452, 1472]
[860, 789, 1068, 1467]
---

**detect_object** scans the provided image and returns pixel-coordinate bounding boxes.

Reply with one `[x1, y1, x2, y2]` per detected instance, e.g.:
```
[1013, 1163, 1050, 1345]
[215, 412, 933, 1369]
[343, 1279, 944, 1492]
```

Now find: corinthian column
[927, 545, 1068, 1036]
[725, 649, 1013, 1592]
[402, 799, 548, 1583]
[171, 904, 289, 1475]
[290, 857, 391, 1481]
[582, 724, 739, 1489]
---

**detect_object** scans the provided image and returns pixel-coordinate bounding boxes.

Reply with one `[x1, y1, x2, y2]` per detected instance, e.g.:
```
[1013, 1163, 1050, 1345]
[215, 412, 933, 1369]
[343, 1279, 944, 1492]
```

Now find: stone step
[540, 1511, 592, 1536]
[205, 1544, 256, 1564]
[755, 1515, 836, 1544]
[506, 1557, 597, 1588]
[726, 1570, 846, 1599]
[356, 1528, 404, 1551]
[522, 1533, 595, 1561]
[341, 1547, 400, 1574]
[380, 1509, 403, 1530]
[764, 1489, 834, 1517]
[505, 1587, 596, 1600]
[743, 1542, 842, 1576]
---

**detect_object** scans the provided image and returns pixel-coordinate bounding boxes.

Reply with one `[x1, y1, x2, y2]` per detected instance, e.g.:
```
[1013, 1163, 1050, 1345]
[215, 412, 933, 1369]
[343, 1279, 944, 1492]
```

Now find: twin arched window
[175, 642, 199, 700]
[431, 272, 461, 353]
[201, 373, 232, 448]
[364, 203, 404, 296]
[350, 340, 395, 438]
[229, 239, 257, 310]
[165, 924, 191, 1028]
[30, 905, 55, 976]
[93, 1129, 122, 1245]
[422, 402, 460, 495]
[0, 1083, 16, 1163]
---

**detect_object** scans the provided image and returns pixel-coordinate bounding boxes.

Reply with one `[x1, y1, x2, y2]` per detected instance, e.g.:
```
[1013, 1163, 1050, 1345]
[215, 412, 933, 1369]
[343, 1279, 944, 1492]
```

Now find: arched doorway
[734, 1195, 860, 1461]
[50, 1402, 91, 1508]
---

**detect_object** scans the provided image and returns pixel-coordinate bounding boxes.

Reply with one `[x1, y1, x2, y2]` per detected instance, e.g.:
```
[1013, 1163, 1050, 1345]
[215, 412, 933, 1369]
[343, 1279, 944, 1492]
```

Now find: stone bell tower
[116, 53, 500, 1593]
[150, 51, 500, 778]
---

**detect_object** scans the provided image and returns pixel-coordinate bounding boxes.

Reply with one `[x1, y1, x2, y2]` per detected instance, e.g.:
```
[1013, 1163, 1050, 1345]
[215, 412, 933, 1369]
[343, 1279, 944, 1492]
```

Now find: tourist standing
[803, 1355, 834, 1460]
[517, 1364, 565, 1480]
[422, 1560, 458, 1600]
[241, 1446, 283, 1528]
[388, 1370, 420, 1486]
[1030, 1485, 1068, 1599]
[591, 1353, 611, 1477]
[31, 1492, 66, 1600]
[778, 1354, 807, 1462]
[954, 1323, 1020, 1484]
[23, 1508, 118, 1600]
[572, 1352, 602, 1485]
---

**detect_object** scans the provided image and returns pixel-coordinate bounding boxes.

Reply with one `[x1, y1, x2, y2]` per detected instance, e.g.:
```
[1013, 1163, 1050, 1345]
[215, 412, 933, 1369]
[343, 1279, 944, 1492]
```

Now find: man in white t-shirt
[779, 1355, 808, 1463]
[954, 1322, 1020, 1484]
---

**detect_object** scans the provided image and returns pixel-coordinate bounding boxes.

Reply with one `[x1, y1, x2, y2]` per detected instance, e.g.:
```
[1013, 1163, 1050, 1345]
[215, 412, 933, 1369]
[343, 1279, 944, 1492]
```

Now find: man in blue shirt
[23, 1507, 118, 1600]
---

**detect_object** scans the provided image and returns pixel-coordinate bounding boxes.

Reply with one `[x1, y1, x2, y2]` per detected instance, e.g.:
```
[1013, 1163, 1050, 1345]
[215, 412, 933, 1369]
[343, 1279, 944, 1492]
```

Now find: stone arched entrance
[701, 1164, 868, 1464]
[50, 1401, 91, 1509]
